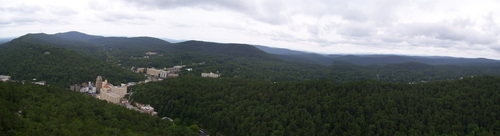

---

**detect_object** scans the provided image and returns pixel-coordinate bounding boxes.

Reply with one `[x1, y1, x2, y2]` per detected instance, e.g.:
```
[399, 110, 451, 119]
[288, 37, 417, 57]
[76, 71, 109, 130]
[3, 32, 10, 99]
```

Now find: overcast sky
[1, 0, 500, 59]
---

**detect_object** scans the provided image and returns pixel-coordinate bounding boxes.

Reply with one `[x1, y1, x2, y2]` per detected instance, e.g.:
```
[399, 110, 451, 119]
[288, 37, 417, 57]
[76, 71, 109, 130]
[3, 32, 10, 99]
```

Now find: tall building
[0, 75, 11, 82]
[96, 76, 103, 93]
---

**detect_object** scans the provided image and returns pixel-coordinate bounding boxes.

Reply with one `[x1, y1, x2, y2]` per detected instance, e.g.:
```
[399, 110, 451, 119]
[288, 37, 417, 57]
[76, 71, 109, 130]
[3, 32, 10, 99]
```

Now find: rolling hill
[1, 31, 499, 136]
[3, 31, 500, 83]
[254, 45, 500, 66]
[0, 81, 195, 135]
[0, 36, 145, 87]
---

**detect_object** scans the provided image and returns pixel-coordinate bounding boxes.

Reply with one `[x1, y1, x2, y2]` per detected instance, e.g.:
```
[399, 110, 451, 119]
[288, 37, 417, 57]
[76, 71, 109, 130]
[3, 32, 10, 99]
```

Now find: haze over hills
[3, 31, 500, 84]
[0, 37, 14, 44]
[254, 45, 500, 66]
[1, 31, 499, 136]
[17, 31, 500, 67]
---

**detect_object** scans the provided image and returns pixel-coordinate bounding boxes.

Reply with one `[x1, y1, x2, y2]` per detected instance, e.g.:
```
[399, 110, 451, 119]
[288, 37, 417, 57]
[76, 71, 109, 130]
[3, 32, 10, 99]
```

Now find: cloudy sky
[1, 0, 500, 59]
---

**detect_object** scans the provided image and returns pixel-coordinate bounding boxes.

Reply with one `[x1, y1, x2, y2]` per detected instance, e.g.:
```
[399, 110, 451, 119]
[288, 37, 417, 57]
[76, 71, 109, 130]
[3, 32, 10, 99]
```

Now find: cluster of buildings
[1, 75, 46, 85]
[69, 76, 128, 104]
[95, 76, 128, 104]
[70, 81, 97, 94]
[70, 76, 157, 116]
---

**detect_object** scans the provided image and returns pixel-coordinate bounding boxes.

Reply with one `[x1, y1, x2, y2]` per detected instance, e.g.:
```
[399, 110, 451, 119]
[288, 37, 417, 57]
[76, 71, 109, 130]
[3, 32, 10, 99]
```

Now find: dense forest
[0, 38, 146, 87]
[2, 32, 500, 135]
[0, 82, 196, 135]
[8, 32, 500, 84]
[131, 76, 499, 136]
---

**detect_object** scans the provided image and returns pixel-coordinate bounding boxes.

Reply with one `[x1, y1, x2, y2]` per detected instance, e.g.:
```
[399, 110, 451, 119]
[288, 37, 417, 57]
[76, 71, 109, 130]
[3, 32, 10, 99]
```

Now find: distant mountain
[172, 41, 277, 60]
[330, 55, 500, 66]
[253, 45, 309, 55]
[53, 31, 170, 52]
[54, 31, 103, 41]
[253, 45, 500, 66]
[253, 45, 339, 65]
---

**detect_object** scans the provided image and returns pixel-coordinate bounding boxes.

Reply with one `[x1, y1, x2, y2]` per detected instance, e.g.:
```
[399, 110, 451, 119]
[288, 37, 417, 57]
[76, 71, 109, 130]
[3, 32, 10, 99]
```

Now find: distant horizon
[1, 31, 498, 61]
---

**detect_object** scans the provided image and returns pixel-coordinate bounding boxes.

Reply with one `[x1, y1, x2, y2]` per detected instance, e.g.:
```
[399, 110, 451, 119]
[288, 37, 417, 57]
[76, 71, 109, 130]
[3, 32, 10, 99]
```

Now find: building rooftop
[104, 92, 120, 97]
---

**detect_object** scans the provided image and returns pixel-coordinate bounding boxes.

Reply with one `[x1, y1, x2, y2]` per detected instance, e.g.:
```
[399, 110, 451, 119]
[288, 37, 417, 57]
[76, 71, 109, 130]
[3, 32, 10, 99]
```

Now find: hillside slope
[0, 37, 145, 87]
[0, 82, 195, 135]
[254, 45, 500, 66]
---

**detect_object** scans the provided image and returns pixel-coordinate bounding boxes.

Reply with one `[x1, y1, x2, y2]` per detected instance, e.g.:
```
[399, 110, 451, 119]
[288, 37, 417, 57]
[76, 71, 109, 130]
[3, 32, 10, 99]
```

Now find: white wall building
[159, 71, 169, 78]
[201, 72, 220, 78]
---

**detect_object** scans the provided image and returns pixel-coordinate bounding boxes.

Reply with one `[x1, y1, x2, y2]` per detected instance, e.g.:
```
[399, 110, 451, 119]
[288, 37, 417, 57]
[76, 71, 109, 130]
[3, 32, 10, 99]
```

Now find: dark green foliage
[131, 76, 500, 136]
[0, 39, 145, 87]
[0, 82, 196, 136]
[10, 32, 500, 84]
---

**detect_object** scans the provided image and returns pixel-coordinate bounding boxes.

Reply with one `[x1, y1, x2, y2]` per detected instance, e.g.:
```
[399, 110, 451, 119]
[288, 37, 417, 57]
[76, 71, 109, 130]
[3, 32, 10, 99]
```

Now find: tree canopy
[0, 82, 196, 136]
[131, 76, 499, 136]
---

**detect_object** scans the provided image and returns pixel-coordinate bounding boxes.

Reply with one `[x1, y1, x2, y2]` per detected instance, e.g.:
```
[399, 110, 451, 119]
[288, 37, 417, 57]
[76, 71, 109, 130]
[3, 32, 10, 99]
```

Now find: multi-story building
[96, 76, 103, 93]
[96, 78, 128, 103]
[99, 91, 121, 103]
[70, 84, 81, 92]
[168, 68, 181, 73]
[167, 73, 179, 78]
[111, 86, 127, 97]
[201, 72, 220, 78]
[146, 68, 162, 76]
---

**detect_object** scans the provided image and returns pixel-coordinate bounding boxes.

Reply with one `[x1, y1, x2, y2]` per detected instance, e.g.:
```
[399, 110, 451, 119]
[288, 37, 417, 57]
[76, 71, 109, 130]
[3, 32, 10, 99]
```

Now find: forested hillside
[0, 82, 196, 135]
[0, 38, 145, 87]
[131, 76, 500, 136]
[10, 32, 500, 84]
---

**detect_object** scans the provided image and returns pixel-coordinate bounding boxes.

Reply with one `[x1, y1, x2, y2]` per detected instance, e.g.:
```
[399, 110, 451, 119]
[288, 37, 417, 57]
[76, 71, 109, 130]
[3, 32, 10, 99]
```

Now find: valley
[0, 31, 499, 136]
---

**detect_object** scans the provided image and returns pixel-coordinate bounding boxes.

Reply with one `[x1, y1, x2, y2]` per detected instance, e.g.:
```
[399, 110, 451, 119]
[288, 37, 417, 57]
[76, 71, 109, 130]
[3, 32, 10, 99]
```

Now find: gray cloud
[98, 12, 152, 23]
[0, 5, 42, 14]
[337, 23, 375, 37]
[400, 22, 497, 45]
[121, 0, 292, 25]
[0, 4, 79, 26]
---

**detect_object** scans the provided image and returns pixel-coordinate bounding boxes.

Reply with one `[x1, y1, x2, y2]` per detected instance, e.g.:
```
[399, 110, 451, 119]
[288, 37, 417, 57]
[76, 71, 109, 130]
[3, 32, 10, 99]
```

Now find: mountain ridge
[254, 44, 500, 66]
[20, 31, 500, 66]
